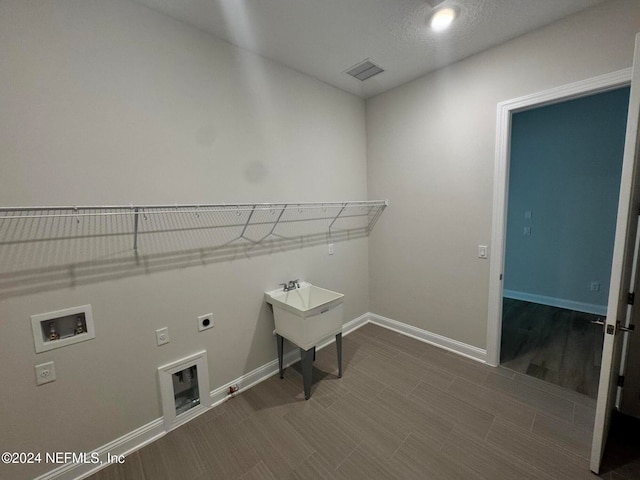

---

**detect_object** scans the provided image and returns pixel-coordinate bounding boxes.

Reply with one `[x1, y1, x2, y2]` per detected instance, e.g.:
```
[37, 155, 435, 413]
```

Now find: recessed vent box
[158, 351, 211, 430]
[31, 305, 95, 353]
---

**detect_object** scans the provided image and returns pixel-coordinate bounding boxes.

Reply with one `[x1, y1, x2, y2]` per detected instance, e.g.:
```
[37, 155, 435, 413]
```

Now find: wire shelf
[0, 200, 387, 254]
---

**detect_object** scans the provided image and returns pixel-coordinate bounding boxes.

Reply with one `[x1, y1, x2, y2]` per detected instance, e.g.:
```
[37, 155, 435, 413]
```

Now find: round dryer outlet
[198, 313, 214, 332]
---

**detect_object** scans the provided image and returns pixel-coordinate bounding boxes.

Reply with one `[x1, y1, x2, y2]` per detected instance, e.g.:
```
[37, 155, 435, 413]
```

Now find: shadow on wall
[0, 205, 384, 300]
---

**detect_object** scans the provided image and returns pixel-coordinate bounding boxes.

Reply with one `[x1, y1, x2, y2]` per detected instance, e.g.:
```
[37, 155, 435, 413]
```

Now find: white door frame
[486, 68, 632, 367]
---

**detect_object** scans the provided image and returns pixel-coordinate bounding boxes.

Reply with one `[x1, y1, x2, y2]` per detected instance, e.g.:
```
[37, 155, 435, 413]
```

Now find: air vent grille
[346, 60, 384, 81]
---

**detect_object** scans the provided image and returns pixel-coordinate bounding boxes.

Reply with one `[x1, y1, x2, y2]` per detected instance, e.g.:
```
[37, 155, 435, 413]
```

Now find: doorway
[486, 35, 640, 475]
[486, 69, 633, 368]
[500, 87, 630, 397]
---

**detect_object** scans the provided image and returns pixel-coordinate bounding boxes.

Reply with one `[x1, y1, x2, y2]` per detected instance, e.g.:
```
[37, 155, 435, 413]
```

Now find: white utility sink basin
[265, 282, 344, 351]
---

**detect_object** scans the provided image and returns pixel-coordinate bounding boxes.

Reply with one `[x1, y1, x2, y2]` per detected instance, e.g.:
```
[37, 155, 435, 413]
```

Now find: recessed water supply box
[158, 351, 211, 430]
[31, 305, 95, 353]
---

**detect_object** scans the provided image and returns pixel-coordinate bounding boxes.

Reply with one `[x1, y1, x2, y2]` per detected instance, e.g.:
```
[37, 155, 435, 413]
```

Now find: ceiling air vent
[345, 60, 384, 81]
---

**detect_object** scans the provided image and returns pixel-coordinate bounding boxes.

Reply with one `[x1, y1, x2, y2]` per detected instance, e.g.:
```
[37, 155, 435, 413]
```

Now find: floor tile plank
[239, 461, 278, 480]
[486, 418, 594, 480]
[531, 411, 592, 459]
[447, 376, 536, 430]
[442, 429, 553, 480]
[373, 387, 455, 445]
[285, 452, 339, 480]
[236, 410, 314, 477]
[409, 381, 495, 440]
[87, 451, 146, 480]
[190, 413, 261, 478]
[326, 393, 408, 457]
[282, 402, 359, 469]
[392, 432, 485, 480]
[483, 371, 575, 421]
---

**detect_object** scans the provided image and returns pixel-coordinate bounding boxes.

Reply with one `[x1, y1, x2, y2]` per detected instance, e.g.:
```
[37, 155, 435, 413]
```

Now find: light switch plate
[156, 327, 170, 346]
[478, 245, 488, 259]
[35, 361, 56, 386]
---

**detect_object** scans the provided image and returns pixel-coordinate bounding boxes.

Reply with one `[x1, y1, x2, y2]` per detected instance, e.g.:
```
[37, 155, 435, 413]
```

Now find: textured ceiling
[132, 0, 607, 98]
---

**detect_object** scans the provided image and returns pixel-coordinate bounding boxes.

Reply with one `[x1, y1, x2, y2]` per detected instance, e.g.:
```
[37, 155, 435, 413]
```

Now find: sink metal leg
[276, 334, 284, 379]
[336, 332, 343, 378]
[300, 347, 314, 400]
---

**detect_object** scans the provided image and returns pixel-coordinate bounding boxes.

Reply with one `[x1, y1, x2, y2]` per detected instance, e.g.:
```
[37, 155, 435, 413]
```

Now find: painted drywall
[504, 87, 629, 313]
[0, 1, 368, 479]
[367, 0, 640, 348]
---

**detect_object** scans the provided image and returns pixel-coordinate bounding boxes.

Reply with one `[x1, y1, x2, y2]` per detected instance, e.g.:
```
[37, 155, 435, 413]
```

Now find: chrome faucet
[280, 279, 300, 292]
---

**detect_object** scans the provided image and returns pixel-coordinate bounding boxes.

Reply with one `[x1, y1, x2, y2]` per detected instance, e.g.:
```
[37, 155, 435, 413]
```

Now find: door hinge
[628, 292, 635, 305]
[607, 324, 616, 335]
[618, 375, 625, 387]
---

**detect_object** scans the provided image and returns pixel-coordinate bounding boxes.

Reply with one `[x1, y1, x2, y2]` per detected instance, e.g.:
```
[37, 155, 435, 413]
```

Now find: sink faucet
[280, 279, 300, 292]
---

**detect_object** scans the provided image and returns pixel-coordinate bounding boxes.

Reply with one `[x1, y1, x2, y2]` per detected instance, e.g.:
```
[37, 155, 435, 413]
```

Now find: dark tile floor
[84, 322, 636, 480]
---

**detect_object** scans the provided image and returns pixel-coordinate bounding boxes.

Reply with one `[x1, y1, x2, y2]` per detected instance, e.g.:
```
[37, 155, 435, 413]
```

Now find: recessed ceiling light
[430, 7, 457, 32]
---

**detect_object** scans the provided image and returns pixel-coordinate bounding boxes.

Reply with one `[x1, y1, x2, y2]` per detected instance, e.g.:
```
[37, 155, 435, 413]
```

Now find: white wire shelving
[0, 200, 388, 253]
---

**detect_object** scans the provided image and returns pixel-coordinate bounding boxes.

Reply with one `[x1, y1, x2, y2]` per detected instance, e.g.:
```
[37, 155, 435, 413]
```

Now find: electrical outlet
[198, 313, 214, 332]
[523, 226, 531, 236]
[328, 243, 334, 255]
[35, 361, 56, 386]
[156, 327, 170, 346]
[591, 282, 601, 292]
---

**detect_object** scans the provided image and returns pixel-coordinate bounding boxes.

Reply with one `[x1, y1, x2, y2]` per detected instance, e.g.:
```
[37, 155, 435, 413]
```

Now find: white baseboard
[503, 289, 607, 316]
[35, 418, 165, 480]
[43, 311, 475, 480]
[209, 348, 300, 407]
[368, 313, 487, 363]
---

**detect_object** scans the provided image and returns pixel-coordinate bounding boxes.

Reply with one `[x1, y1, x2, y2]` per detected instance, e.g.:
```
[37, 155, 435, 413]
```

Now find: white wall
[0, 1, 368, 479]
[366, 0, 640, 349]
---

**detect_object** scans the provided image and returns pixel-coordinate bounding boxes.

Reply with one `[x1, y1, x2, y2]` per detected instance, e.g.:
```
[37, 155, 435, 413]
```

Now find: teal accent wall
[504, 87, 629, 312]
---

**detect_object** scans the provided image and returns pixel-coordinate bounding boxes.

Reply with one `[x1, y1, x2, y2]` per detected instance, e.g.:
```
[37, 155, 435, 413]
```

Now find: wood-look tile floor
[500, 298, 604, 398]
[88, 323, 633, 480]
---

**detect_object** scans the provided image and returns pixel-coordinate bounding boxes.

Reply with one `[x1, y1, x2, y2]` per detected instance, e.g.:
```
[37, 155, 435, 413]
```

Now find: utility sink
[265, 282, 344, 351]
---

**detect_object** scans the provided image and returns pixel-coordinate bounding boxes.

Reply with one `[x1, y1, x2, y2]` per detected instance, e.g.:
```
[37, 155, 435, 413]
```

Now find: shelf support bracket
[367, 204, 385, 234]
[329, 203, 348, 232]
[133, 208, 140, 252]
[240, 205, 257, 238]
[268, 204, 287, 236]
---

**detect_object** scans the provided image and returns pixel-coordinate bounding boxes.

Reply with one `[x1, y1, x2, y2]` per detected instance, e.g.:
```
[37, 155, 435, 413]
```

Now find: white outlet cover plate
[35, 361, 56, 386]
[156, 327, 170, 346]
[198, 313, 214, 332]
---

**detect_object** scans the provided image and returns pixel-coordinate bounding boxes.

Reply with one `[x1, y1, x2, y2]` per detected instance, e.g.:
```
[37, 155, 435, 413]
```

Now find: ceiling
[132, 0, 607, 98]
